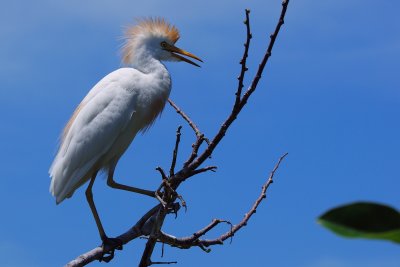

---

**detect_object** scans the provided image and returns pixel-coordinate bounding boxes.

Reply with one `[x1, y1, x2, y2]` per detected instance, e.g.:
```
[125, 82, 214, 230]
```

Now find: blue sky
[1, 0, 399, 266]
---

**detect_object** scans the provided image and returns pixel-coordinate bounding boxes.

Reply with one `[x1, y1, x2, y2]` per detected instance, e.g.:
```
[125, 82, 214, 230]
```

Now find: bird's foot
[100, 237, 123, 263]
[155, 181, 187, 216]
[167, 202, 182, 218]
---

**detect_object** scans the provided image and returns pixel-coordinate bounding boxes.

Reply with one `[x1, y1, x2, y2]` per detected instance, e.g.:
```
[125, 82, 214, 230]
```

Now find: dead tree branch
[66, 1, 290, 266]
[167, 99, 209, 168]
[186, 0, 289, 173]
[65, 205, 161, 267]
[169, 126, 182, 176]
[158, 153, 288, 249]
[234, 8, 252, 109]
[167, 99, 204, 139]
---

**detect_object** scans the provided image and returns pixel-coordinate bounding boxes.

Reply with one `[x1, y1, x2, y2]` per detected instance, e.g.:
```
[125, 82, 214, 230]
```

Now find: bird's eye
[160, 41, 167, 48]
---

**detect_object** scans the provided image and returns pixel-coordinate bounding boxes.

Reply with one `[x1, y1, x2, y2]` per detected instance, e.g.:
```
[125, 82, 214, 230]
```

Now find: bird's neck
[127, 50, 171, 131]
[130, 50, 167, 75]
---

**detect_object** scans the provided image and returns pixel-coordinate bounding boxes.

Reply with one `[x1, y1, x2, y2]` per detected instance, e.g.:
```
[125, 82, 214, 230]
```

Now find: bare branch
[183, 136, 206, 168]
[158, 219, 231, 250]
[170, 126, 182, 176]
[139, 205, 169, 267]
[199, 152, 288, 246]
[158, 224, 214, 249]
[151, 261, 178, 265]
[234, 9, 252, 108]
[239, 0, 289, 110]
[159, 153, 288, 250]
[184, 0, 290, 174]
[65, 205, 161, 267]
[156, 167, 168, 181]
[167, 99, 209, 168]
[167, 99, 203, 138]
[188, 166, 217, 177]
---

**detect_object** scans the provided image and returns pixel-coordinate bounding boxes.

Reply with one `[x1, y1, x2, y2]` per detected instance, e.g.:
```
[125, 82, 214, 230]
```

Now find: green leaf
[318, 202, 400, 244]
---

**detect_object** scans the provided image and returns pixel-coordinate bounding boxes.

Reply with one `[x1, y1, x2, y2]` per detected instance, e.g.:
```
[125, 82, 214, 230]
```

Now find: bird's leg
[106, 164, 156, 198]
[85, 172, 122, 263]
[85, 172, 107, 240]
[159, 179, 187, 213]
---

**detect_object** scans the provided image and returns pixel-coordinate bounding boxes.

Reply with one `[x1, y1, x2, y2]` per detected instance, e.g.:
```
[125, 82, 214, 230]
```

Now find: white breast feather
[49, 68, 143, 203]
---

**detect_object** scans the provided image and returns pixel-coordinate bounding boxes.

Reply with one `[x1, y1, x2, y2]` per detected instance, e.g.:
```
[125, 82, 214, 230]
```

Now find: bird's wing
[50, 68, 141, 203]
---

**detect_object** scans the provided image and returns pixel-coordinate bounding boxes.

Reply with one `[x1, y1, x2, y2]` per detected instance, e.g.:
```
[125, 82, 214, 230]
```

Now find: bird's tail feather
[49, 155, 98, 204]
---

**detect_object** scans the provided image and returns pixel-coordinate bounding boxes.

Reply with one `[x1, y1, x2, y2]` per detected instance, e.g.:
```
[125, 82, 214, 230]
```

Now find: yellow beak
[164, 43, 203, 67]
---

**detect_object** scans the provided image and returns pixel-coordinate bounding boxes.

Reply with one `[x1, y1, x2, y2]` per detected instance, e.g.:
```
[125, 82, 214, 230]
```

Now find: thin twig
[170, 126, 182, 177]
[156, 167, 168, 181]
[239, 0, 289, 110]
[234, 9, 252, 109]
[167, 99, 203, 138]
[189, 166, 217, 177]
[168, 99, 209, 167]
[158, 219, 229, 249]
[199, 152, 288, 246]
[183, 136, 206, 168]
[151, 261, 178, 265]
[159, 153, 288, 249]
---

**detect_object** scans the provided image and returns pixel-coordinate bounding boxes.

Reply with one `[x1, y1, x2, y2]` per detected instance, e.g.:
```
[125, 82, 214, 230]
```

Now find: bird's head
[122, 18, 202, 67]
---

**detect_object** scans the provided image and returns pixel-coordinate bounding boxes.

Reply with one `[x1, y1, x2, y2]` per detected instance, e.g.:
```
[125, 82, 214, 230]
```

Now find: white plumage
[50, 67, 170, 203]
[49, 18, 202, 244]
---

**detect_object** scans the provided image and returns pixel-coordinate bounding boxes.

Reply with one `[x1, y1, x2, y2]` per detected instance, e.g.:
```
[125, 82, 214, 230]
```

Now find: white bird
[49, 18, 202, 251]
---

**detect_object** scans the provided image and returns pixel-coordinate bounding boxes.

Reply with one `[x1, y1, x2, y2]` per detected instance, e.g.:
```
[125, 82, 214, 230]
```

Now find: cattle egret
[49, 18, 202, 250]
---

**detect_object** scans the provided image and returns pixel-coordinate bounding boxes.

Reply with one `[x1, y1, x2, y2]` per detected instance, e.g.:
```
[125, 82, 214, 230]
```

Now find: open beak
[164, 43, 203, 67]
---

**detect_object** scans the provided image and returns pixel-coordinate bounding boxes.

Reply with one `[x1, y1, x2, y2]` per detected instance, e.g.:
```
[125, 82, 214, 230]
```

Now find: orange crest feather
[122, 18, 180, 64]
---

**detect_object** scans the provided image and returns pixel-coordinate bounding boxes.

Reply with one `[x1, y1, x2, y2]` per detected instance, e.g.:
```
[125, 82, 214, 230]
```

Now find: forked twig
[158, 153, 288, 249]
[234, 9, 252, 108]
[170, 126, 182, 176]
[167, 99, 203, 138]
[187, 0, 290, 173]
